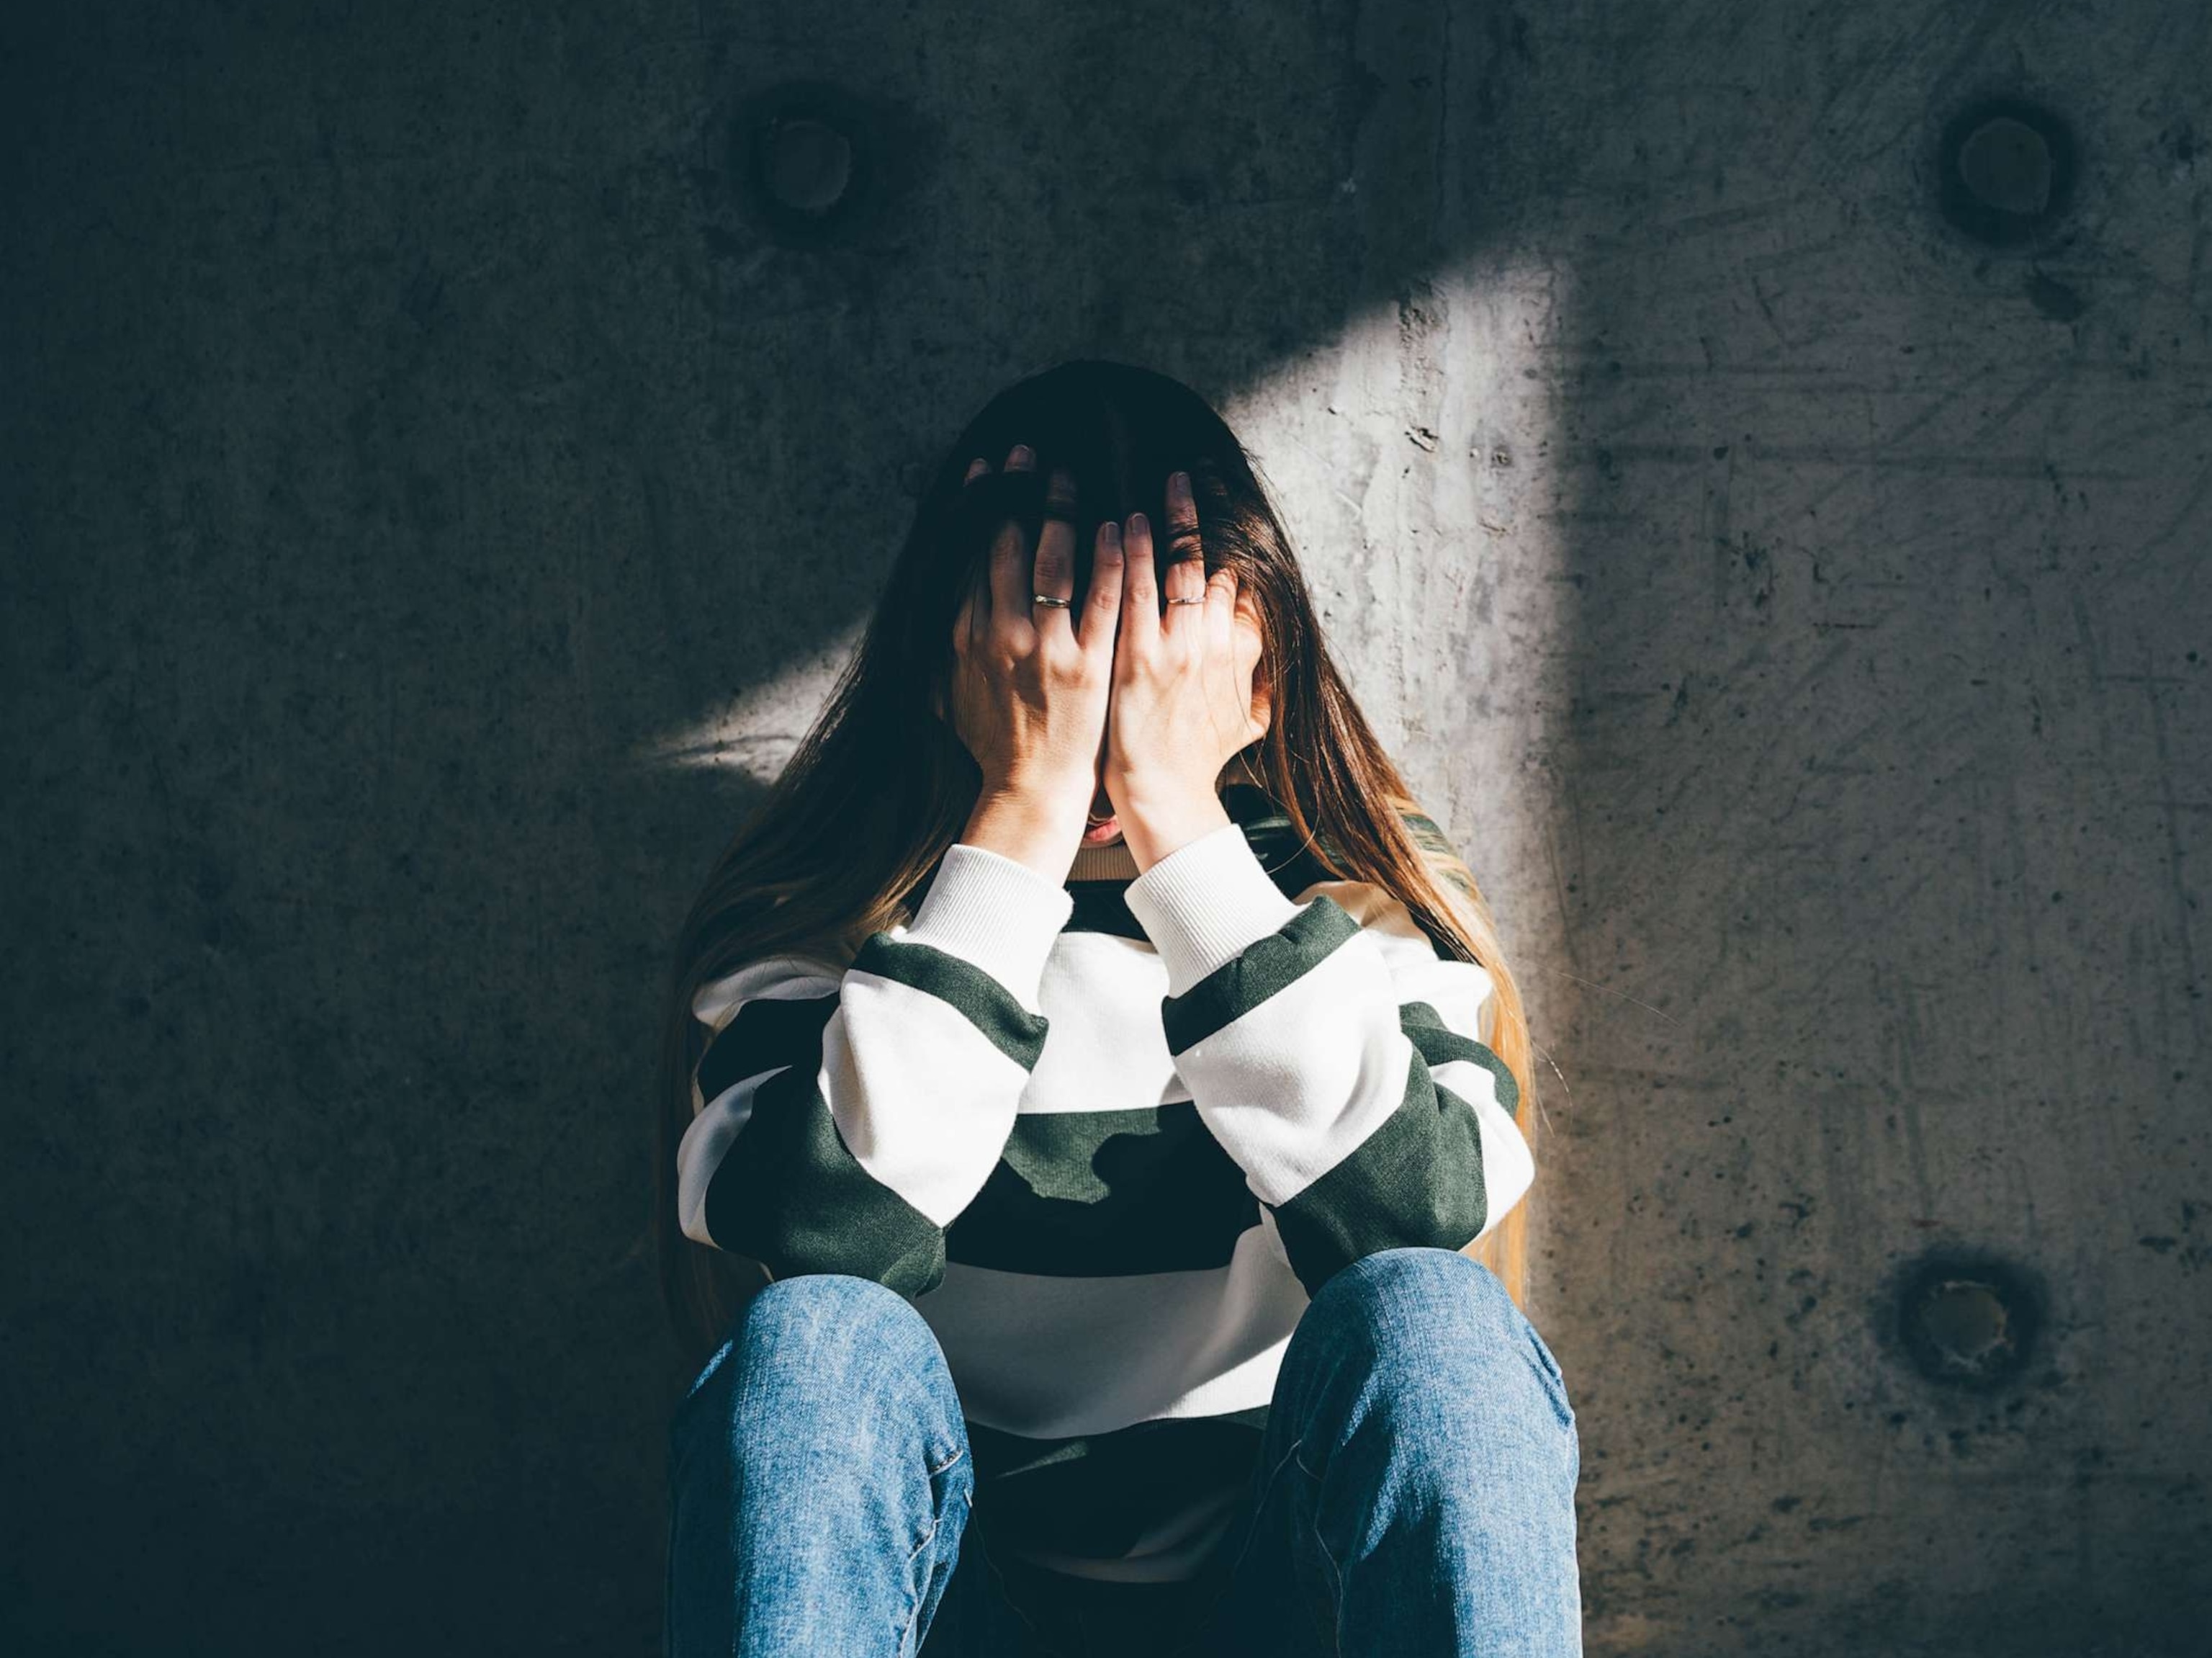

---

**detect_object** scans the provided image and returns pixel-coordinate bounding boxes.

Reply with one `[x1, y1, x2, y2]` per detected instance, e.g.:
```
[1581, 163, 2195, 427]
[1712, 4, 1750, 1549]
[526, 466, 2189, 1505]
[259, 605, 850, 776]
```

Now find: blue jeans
[665, 1247, 1583, 1657]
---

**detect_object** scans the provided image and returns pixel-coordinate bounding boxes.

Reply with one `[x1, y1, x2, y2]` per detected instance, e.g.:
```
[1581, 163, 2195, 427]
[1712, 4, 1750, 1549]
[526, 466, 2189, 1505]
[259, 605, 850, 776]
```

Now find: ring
[1032, 593, 1072, 607]
[1166, 596, 1205, 605]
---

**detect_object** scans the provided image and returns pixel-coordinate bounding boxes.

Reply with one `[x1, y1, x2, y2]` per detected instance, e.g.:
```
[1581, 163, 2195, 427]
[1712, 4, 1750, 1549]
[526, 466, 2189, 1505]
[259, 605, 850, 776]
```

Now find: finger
[1231, 578, 1266, 676]
[952, 582, 984, 660]
[985, 443, 1037, 631]
[1081, 519, 1125, 661]
[958, 458, 988, 630]
[1230, 577, 1269, 738]
[1202, 560, 1239, 658]
[1204, 565, 1258, 743]
[1033, 466, 1079, 641]
[1160, 470, 1208, 635]
[1121, 508, 1158, 648]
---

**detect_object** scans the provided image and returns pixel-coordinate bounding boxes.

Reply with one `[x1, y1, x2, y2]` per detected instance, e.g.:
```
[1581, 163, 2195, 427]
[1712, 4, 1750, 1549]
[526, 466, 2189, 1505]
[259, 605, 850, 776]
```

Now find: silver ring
[1032, 593, 1071, 608]
[1166, 596, 1205, 606]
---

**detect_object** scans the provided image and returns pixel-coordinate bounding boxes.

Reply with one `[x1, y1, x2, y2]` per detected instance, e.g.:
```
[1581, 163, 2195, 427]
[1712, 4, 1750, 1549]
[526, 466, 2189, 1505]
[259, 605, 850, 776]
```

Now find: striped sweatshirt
[675, 777, 1534, 1583]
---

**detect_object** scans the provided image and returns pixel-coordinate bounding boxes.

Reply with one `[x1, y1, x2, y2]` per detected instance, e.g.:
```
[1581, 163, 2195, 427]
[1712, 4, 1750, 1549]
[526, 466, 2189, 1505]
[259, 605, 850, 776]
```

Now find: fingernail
[1009, 444, 1034, 466]
[1170, 470, 1190, 495]
[1101, 522, 1121, 550]
[1129, 511, 1148, 536]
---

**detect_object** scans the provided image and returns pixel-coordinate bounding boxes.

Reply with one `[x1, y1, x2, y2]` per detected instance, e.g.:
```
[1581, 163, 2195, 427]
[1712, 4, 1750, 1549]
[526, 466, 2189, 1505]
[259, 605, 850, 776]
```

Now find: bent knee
[1310, 1245, 1516, 1345]
[742, 1271, 930, 1339]
[1305, 1247, 1573, 1424]
[668, 1276, 973, 1538]
[685, 1273, 954, 1435]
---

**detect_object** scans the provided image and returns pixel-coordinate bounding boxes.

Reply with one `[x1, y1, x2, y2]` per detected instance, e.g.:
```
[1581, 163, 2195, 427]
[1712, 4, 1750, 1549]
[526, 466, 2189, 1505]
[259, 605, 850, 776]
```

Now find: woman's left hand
[1100, 469, 1272, 871]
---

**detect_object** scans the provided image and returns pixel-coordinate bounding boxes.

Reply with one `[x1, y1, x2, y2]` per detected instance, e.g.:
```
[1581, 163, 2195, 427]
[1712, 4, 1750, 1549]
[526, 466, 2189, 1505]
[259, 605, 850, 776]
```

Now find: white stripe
[1299, 877, 1500, 1044]
[1171, 926, 1417, 1206]
[1025, 931, 1184, 1113]
[911, 1222, 1309, 1439]
[822, 966, 1034, 1227]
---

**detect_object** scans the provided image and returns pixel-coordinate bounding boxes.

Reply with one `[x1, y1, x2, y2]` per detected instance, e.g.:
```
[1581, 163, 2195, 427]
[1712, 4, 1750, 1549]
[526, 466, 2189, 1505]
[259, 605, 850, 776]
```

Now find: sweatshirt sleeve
[1120, 819, 1534, 1296]
[675, 841, 1076, 1298]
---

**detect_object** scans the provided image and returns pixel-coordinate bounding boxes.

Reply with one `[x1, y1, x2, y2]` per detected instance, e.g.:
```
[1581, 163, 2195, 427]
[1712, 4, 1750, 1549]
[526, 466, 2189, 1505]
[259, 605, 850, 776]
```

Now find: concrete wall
[4, 1, 2206, 1652]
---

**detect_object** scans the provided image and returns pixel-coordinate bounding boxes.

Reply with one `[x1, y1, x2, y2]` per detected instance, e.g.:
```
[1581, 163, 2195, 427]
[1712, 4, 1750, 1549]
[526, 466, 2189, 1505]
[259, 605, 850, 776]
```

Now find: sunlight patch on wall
[1218, 260, 1578, 846]
[634, 264, 1573, 842]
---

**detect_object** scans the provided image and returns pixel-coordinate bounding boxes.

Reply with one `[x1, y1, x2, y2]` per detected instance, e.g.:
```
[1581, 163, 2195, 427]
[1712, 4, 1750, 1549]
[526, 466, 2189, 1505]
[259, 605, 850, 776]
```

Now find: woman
[656, 360, 1581, 1657]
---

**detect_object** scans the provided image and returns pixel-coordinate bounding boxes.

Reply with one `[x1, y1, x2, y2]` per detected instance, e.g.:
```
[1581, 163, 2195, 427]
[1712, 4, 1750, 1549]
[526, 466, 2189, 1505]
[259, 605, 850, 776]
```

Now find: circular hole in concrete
[1896, 1253, 2040, 1389]
[1937, 97, 2076, 247]
[734, 81, 877, 243]
[761, 116, 853, 215]
[1920, 1280, 2010, 1366]
[1958, 117, 2052, 217]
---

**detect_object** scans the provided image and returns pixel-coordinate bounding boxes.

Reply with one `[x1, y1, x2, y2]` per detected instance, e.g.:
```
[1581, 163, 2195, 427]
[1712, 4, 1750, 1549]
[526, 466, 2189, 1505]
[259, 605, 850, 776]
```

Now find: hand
[933, 445, 1125, 879]
[1100, 468, 1271, 871]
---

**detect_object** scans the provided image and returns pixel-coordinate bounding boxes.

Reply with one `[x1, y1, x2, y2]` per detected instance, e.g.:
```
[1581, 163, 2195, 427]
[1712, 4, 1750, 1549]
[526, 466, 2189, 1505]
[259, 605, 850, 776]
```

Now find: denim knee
[673, 1272, 966, 1475]
[663, 1276, 977, 1658]
[1297, 1246, 1576, 1436]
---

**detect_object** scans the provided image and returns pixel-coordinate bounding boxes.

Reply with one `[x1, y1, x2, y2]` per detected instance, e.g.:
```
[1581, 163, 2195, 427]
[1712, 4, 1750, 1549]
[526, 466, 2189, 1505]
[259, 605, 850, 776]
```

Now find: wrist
[1118, 785, 1233, 874]
[963, 789, 1087, 882]
[975, 766, 1091, 824]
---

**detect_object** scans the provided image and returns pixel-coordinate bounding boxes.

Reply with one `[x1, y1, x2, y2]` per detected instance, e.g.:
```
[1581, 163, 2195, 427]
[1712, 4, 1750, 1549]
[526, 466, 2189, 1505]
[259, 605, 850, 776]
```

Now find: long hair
[654, 359, 1540, 1375]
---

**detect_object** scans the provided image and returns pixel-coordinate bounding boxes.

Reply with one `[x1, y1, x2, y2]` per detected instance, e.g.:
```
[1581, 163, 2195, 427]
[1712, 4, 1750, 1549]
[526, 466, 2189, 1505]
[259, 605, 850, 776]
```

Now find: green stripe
[1159, 895, 1362, 1054]
[1394, 807, 1452, 854]
[696, 991, 838, 1104]
[852, 932, 1050, 1068]
[1267, 1037, 1489, 1297]
[946, 1103, 1261, 1276]
[965, 1407, 1269, 1560]
[1400, 998, 1521, 1119]
[701, 1062, 946, 1298]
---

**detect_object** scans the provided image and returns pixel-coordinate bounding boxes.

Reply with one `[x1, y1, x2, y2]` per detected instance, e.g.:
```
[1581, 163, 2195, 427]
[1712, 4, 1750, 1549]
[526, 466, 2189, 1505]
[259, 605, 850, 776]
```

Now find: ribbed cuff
[1122, 820, 1303, 997]
[903, 841, 1076, 1011]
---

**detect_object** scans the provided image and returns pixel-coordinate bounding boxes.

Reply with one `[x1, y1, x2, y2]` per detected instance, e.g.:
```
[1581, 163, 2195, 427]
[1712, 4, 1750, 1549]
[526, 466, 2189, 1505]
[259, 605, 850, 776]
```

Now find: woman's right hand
[938, 444, 1124, 876]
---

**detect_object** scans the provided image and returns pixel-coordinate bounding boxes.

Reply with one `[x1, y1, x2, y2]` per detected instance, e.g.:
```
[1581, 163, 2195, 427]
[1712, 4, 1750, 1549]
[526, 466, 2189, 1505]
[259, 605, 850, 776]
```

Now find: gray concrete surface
[4, 1, 2207, 1652]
